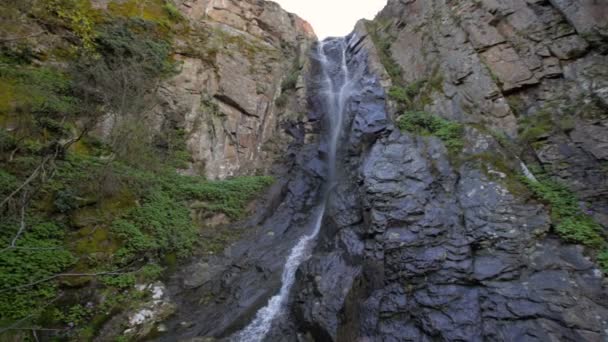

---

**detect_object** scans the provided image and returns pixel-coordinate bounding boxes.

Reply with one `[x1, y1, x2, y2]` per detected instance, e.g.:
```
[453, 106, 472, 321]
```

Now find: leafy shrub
[388, 81, 426, 107]
[41, 0, 99, 51]
[0, 63, 77, 116]
[163, 2, 182, 21]
[100, 274, 136, 289]
[139, 264, 164, 281]
[366, 20, 402, 81]
[281, 70, 299, 92]
[95, 19, 175, 77]
[0, 169, 18, 197]
[111, 190, 196, 264]
[53, 188, 80, 213]
[0, 218, 75, 321]
[180, 175, 275, 218]
[518, 110, 553, 143]
[522, 176, 604, 247]
[397, 111, 464, 154]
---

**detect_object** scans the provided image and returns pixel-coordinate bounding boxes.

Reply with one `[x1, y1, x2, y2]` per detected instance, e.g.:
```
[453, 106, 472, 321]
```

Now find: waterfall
[232, 37, 351, 342]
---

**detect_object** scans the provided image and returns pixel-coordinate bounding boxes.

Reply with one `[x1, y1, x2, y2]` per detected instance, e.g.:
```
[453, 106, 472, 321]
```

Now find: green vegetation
[518, 110, 553, 143]
[0, 0, 275, 339]
[0, 218, 76, 320]
[396, 111, 464, 154]
[41, 0, 100, 52]
[0, 62, 77, 118]
[0, 148, 274, 335]
[599, 250, 608, 273]
[107, 0, 184, 29]
[522, 175, 605, 247]
[365, 20, 402, 81]
[388, 81, 425, 108]
[276, 59, 301, 108]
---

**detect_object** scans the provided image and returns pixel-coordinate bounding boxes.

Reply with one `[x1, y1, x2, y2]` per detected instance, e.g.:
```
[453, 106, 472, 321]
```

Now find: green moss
[396, 111, 464, 154]
[36, 0, 99, 51]
[518, 110, 553, 143]
[0, 62, 78, 117]
[462, 152, 530, 196]
[108, 0, 181, 28]
[506, 95, 525, 116]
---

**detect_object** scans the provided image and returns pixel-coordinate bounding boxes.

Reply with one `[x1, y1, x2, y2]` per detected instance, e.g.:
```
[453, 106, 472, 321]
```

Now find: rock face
[369, 0, 608, 227]
[155, 1, 608, 341]
[158, 0, 316, 179]
[288, 4, 608, 338]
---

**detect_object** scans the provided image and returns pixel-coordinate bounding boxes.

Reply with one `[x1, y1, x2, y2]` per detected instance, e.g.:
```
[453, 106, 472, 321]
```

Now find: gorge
[1, 0, 608, 341]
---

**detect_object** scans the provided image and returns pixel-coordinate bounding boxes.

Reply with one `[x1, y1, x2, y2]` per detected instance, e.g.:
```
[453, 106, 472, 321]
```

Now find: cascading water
[232, 37, 352, 342]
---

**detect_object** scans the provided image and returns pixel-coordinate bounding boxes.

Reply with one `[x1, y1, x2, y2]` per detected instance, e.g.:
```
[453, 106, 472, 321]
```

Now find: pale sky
[273, 0, 387, 39]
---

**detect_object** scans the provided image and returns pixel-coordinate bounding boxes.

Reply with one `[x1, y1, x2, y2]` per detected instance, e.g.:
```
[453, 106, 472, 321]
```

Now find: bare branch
[0, 156, 49, 209]
[0, 31, 46, 42]
[0, 297, 60, 334]
[0, 267, 141, 294]
[0, 200, 28, 253]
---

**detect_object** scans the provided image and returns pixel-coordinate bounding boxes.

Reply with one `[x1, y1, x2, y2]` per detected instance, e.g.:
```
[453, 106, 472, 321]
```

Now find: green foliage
[281, 69, 299, 92]
[63, 304, 92, 325]
[0, 62, 77, 116]
[518, 110, 553, 143]
[598, 250, 608, 273]
[53, 188, 80, 213]
[111, 191, 196, 264]
[365, 20, 402, 81]
[0, 217, 76, 321]
[100, 273, 136, 289]
[163, 2, 183, 21]
[181, 175, 275, 218]
[0, 169, 18, 197]
[522, 176, 605, 247]
[139, 264, 164, 281]
[41, 0, 100, 52]
[388, 81, 426, 108]
[94, 19, 175, 78]
[108, 0, 183, 28]
[396, 111, 464, 154]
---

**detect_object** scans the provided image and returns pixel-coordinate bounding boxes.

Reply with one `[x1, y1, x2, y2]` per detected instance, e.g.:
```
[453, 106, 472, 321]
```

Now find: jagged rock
[155, 0, 316, 180]
[151, 1, 608, 341]
[291, 39, 608, 342]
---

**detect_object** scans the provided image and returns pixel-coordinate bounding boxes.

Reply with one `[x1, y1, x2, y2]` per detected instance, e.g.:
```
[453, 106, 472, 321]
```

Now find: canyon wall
[164, 0, 316, 179]
[289, 0, 608, 341]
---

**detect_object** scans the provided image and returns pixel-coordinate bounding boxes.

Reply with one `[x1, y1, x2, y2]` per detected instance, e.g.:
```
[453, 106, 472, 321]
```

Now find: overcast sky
[273, 0, 387, 39]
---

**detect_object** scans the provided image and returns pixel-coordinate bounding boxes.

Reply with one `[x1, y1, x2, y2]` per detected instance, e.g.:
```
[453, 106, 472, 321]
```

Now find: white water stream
[233, 37, 351, 342]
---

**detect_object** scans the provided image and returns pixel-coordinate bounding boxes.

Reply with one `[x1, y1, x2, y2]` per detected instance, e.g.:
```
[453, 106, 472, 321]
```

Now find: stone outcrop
[158, 0, 316, 179]
[289, 11, 608, 339]
[367, 0, 608, 228]
[153, 1, 608, 341]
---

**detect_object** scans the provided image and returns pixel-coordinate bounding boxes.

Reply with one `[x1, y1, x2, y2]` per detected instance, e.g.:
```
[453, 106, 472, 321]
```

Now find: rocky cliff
[0, 0, 316, 340]
[159, 0, 316, 179]
[290, 0, 608, 341]
[2, 0, 608, 341]
[370, 0, 608, 228]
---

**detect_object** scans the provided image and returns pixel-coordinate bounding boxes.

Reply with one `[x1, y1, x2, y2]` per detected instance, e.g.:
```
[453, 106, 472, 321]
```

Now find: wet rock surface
[371, 0, 608, 228]
[290, 28, 608, 341]
[156, 1, 608, 341]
